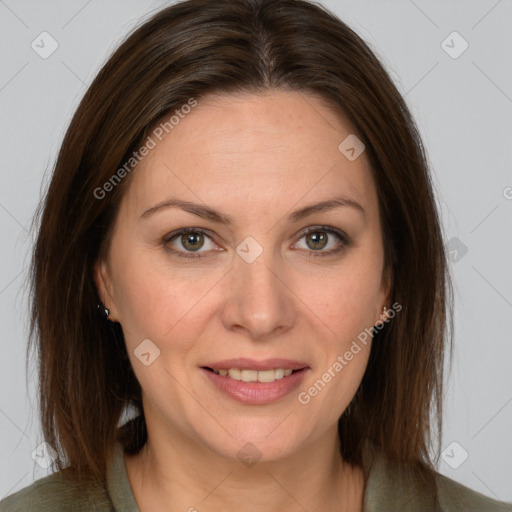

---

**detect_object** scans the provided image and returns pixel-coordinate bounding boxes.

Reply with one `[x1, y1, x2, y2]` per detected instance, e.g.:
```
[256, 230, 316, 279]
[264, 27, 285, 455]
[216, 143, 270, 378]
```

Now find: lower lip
[201, 368, 309, 405]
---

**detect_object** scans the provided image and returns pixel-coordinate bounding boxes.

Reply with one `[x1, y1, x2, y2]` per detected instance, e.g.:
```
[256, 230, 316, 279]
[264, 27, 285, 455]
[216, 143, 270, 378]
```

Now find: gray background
[1, 0, 511, 503]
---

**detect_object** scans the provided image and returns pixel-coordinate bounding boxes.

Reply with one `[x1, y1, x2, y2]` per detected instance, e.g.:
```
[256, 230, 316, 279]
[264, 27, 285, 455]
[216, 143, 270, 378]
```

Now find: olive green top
[1, 440, 511, 511]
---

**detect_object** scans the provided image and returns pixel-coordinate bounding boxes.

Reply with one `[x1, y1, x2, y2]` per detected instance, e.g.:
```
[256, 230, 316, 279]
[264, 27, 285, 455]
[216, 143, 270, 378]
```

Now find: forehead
[123, 90, 378, 221]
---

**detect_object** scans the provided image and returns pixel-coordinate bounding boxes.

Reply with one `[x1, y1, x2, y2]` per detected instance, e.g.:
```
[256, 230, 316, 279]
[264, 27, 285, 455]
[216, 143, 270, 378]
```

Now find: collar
[361, 438, 439, 511]
[106, 442, 141, 511]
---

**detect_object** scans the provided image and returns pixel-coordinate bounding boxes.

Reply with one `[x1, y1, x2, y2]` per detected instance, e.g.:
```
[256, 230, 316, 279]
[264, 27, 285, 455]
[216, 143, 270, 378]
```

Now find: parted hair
[28, 0, 453, 484]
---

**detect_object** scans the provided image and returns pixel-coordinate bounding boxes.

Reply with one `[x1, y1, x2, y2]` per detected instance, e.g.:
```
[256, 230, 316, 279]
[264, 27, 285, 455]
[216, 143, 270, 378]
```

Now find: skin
[95, 90, 391, 511]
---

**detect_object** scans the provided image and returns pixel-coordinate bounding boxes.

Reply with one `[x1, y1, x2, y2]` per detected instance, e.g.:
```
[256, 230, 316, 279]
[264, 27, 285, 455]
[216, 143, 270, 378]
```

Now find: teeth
[212, 368, 297, 382]
[228, 368, 241, 380]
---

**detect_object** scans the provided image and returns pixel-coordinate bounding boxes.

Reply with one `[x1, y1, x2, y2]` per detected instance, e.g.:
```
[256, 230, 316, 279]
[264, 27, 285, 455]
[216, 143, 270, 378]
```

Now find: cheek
[110, 245, 225, 352]
[301, 251, 381, 418]
[112, 256, 210, 404]
[296, 340, 371, 432]
[296, 259, 383, 343]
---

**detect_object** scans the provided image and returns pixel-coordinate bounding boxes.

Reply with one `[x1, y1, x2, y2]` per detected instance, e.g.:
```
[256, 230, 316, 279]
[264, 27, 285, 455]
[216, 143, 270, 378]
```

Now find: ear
[93, 259, 119, 322]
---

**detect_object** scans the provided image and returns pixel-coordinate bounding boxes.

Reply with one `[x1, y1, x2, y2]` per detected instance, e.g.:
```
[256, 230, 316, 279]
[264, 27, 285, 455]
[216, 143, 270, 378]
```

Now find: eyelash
[162, 226, 350, 260]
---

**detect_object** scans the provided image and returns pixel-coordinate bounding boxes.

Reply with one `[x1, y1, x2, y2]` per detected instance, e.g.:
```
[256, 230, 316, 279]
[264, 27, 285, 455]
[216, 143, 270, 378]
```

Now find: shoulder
[435, 472, 512, 511]
[362, 439, 512, 511]
[0, 469, 113, 512]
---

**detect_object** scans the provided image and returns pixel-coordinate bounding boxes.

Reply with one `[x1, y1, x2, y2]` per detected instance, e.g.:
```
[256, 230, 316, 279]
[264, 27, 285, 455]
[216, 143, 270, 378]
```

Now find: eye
[164, 228, 218, 259]
[292, 226, 348, 257]
[163, 225, 349, 260]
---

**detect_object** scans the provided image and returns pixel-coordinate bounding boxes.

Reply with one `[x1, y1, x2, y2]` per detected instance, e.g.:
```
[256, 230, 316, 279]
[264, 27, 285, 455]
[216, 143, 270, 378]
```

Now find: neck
[124, 423, 365, 512]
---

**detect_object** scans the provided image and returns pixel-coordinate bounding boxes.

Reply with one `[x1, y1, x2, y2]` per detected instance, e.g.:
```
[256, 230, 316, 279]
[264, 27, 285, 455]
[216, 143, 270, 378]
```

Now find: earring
[375, 306, 388, 327]
[97, 301, 110, 320]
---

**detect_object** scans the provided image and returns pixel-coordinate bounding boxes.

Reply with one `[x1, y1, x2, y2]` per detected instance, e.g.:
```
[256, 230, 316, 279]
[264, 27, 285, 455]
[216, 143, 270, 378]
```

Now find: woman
[1, 0, 510, 510]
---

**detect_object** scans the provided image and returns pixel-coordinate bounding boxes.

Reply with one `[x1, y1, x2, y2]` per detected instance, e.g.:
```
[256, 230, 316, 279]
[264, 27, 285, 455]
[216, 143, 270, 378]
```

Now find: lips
[201, 366, 309, 404]
[201, 358, 309, 372]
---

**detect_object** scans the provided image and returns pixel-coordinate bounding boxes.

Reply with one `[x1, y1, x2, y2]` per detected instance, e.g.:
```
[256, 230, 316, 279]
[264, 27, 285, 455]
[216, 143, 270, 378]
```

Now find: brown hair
[28, 0, 453, 485]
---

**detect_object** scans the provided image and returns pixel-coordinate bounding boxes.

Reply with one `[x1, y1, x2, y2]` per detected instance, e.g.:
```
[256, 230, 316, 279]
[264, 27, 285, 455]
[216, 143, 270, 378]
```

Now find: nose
[220, 244, 297, 341]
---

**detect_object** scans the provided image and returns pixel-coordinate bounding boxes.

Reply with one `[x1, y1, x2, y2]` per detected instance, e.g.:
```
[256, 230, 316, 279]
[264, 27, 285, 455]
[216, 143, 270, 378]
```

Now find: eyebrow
[140, 196, 365, 224]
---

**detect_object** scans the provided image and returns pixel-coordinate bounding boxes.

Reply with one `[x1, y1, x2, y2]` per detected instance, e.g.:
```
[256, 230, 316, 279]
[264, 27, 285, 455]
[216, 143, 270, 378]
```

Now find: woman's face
[95, 90, 389, 462]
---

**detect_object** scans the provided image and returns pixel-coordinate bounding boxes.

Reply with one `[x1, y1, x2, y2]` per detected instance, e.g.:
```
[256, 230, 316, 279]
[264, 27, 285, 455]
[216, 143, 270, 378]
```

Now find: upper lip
[202, 358, 309, 371]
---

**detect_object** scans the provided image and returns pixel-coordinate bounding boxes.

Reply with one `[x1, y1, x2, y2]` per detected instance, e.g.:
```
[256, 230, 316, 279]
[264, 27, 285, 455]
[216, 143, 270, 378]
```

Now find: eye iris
[306, 231, 327, 250]
[182, 232, 204, 251]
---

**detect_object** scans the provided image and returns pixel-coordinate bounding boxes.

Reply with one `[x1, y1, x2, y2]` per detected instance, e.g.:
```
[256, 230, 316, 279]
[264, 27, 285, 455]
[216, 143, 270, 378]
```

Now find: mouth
[200, 365, 310, 404]
[201, 366, 307, 383]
